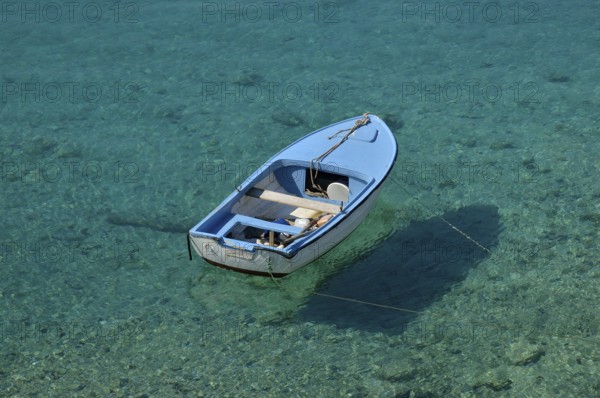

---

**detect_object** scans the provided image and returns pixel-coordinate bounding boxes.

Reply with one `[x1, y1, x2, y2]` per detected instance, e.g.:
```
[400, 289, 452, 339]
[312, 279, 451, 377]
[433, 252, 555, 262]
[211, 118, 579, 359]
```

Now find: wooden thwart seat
[246, 188, 341, 214]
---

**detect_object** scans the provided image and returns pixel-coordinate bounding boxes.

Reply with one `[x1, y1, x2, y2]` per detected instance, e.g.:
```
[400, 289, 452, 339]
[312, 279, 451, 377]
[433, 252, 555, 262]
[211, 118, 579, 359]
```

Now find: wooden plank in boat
[246, 188, 341, 214]
[290, 207, 322, 219]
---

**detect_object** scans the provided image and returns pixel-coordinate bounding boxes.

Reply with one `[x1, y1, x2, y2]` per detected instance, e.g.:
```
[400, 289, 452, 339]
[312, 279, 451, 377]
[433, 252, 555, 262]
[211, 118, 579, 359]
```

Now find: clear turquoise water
[2, 0, 600, 396]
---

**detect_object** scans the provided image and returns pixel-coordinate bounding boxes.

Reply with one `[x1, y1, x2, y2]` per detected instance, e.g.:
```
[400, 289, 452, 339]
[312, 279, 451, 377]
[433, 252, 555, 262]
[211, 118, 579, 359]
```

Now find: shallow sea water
[1, 0, 600, 396]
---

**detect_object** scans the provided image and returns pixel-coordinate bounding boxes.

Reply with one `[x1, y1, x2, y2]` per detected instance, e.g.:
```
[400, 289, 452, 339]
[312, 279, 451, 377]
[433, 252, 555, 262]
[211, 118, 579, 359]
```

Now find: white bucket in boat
[294, 218, 310, 228]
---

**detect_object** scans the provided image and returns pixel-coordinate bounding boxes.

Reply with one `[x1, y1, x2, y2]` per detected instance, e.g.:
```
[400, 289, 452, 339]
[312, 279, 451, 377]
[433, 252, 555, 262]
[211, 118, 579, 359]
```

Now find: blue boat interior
[191, 160, 374, 251]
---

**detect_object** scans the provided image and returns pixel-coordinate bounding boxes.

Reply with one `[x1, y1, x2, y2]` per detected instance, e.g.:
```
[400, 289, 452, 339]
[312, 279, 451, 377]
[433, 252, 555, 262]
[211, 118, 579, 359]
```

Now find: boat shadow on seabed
[295, 204, 501, 334]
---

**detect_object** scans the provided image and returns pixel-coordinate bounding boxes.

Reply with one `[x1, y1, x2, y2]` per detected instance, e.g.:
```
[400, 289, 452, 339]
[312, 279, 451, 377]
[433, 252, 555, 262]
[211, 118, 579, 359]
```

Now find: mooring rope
[392, 177, 493, 254]
[440, 216, 492, 254]
[266, 264, 426, 316]
[310, 292, 426, 314]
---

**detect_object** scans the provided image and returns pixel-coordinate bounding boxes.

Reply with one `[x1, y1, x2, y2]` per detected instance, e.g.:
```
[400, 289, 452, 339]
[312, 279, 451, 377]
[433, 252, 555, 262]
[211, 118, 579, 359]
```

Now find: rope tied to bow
[308, 113, 370, 195]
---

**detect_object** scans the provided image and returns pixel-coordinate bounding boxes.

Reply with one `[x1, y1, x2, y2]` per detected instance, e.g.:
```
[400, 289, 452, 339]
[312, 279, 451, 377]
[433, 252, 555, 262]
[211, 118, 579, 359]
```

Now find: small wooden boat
[187, 113, 397, 277]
